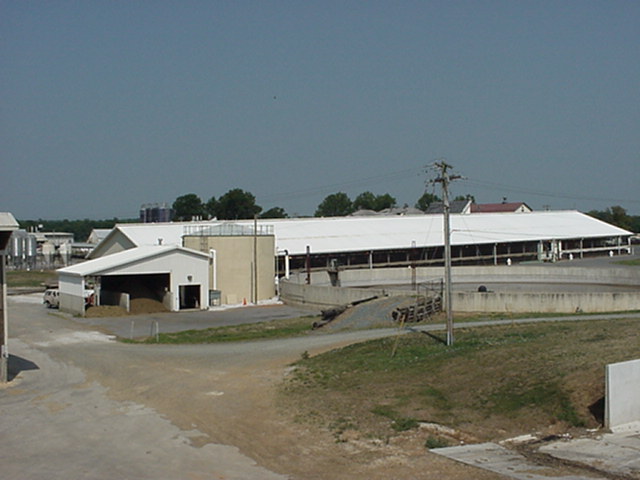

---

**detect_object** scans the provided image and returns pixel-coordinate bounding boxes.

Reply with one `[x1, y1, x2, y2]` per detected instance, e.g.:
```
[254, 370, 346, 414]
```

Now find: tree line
[587, 206, 640, 233]
[171, 189, 448, 220]
[16, 194, 640, 243]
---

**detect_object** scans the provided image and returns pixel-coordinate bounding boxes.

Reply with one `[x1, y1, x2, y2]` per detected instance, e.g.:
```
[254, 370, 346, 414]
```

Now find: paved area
[540, 428, 640, 478]
[4, 292, 640, 479]
[0, 304, 288, 480]
[434, 428, 640, 480]
[2, 342, 286, 480]
[433, 442, 608, 480]
[60, 298, 316, 338]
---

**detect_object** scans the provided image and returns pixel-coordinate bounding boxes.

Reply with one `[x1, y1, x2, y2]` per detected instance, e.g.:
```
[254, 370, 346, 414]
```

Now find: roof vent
[158, 238, 163, 245]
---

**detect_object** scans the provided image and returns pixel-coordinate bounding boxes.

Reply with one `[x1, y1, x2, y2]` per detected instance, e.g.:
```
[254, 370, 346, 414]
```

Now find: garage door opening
[100, 273, 170, 312]
[179, 285, 201, 310]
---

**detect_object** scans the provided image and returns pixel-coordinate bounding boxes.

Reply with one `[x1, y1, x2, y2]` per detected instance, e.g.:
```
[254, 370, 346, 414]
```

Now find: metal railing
[183, 223, 274, 237]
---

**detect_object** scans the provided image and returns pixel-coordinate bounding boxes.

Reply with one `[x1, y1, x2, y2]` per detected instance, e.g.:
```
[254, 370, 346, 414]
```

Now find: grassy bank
[6, 270, 56, 288]
[281, 317, 640, 444]
[126, 315, 319, 344]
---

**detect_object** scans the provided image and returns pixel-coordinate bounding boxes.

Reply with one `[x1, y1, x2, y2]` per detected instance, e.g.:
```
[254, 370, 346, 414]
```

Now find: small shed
[57, 245, 210, 316]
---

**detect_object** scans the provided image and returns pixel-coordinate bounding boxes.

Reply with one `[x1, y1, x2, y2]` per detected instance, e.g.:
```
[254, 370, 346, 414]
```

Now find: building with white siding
[62, 210, 632, 314]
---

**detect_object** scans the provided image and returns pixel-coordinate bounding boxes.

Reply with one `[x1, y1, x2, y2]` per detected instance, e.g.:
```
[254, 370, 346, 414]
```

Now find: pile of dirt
[129, 298, 168, 315]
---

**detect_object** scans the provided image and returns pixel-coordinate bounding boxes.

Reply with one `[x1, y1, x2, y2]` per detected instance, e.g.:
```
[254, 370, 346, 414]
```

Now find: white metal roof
[59, 245, 209, 277]
[87, 228, 111, 242]
[239, 210, 632, 255]
[0, 212, 19, 230]
[115, 222, 219, 248]
[99, 211, 630, 258]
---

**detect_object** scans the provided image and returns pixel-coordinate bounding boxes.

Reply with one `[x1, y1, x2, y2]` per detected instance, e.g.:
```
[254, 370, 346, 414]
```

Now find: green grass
[484, 380, 585, 426]
[371, 405, 420, 432]
[122, 311, 578, 345]
[282, 317, 640, 441]
[6, 270, 56, 288]
[615, 258, 640, 266]
[425, 436, 450, 449]
[124, 315, 318, 344]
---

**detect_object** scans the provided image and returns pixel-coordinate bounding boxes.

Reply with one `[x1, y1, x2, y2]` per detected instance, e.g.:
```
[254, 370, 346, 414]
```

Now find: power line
[258, 167, 422, 203]
[463, 178, 640, 206]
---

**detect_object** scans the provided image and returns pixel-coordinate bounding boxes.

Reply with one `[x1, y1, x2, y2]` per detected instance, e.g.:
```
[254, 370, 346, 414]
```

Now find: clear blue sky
[1, 1, 639, 220]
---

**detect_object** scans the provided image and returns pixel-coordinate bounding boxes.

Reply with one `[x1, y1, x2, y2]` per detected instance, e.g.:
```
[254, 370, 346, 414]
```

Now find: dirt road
[3, 296, 503, 479]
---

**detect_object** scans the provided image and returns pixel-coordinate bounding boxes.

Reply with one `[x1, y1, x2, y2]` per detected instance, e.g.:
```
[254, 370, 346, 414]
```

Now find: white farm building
[57, 210, 634, 316]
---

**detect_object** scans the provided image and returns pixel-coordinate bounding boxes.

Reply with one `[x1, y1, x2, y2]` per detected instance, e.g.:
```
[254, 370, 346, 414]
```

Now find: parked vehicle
[84, 289, 95, 307]
[43, 288, 94, 309]
[43, 289, 59, 308]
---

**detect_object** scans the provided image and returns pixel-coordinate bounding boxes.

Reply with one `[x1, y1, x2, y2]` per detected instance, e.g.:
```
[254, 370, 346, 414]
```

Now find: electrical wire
[258, 167, 423, 203]
[462, 178, 639, 206]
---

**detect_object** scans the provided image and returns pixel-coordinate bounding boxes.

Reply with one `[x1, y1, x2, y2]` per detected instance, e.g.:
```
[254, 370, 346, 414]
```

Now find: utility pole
[253, 215, 258, 304]
[431, 160, 462, 346]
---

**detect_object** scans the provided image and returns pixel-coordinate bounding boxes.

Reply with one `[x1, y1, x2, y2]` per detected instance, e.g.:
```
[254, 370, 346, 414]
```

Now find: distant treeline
[587, 206, 640, 234]
[16, 204, 639, 244]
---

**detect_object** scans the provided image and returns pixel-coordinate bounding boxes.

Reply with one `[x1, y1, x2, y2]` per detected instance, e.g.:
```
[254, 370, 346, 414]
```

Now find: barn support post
[253, 215, 258, 304]
[305, 245, 311, 285]
[284, 250, 290, 279]
[0, 254, 7, 382]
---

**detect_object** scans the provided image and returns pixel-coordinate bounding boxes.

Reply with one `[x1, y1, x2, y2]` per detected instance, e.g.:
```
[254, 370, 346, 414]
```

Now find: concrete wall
[162, 290, 174, 311]
[100, 290, 131, 312]
[281, 265, 640, 312]
[184, 235, 275, 305]
[304, 265, 640, 289]
[0, 252, 7, 382]
[59, 273, 86, 315]
[606, 358, 640, 431]
[280, 280, 410, 309]
[453, 291, 640, 313]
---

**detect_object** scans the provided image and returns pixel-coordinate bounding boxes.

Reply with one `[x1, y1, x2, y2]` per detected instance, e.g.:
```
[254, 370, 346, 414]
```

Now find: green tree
[588, 205, 635, 231]
[215, 188, 262, 219]
[454, 194, 476, 203]
[415, 192, 441, 212]
[353, 191, 377, 211]
[173, 193, 205, 221]
[374, 193, 396, 211]
[205, 196, 218, 219]
[353, 192, 397, 212]
[261, 207, 288, 219]
[315, 192, 354, 217]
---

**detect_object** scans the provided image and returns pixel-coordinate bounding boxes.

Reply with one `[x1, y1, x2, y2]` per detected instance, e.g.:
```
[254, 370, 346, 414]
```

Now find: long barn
[58, 210, 633, 314]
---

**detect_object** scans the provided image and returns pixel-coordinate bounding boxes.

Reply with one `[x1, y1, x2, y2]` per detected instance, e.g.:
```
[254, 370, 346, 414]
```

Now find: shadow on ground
[8, 354, 39, 381]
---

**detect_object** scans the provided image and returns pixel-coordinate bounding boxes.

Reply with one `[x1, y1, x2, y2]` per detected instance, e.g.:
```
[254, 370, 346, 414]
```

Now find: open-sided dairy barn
[58, 210, 634, 315]
[251, 210, 633, 273]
